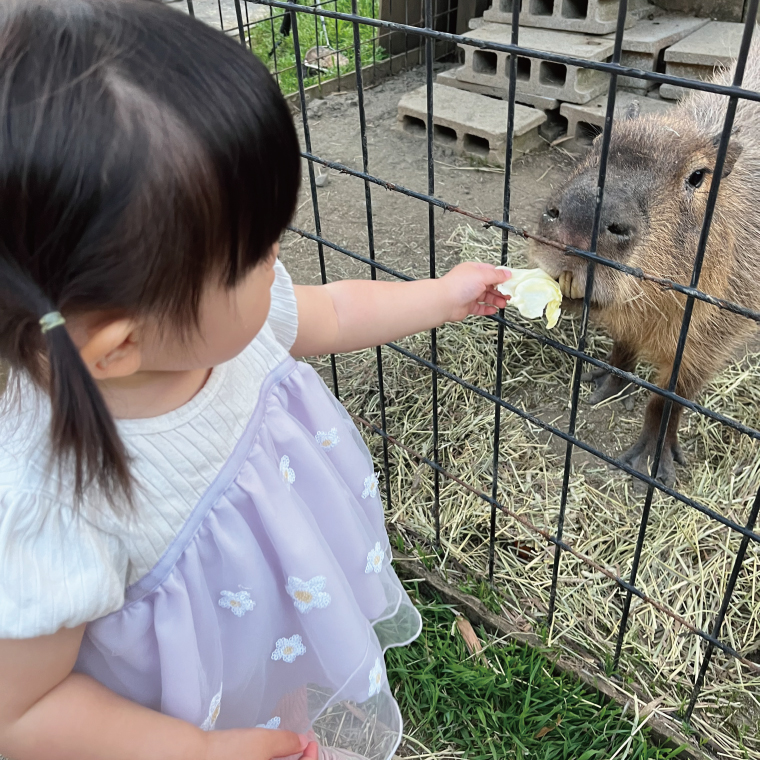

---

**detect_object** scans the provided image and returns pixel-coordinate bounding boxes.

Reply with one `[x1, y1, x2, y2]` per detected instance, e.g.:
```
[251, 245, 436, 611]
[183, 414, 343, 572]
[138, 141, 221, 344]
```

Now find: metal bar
[287, 223, 760, 443]
[682, 8, 760, 717]
[269, 4, 281, 89]
[186, 0, 195, 15]
[233, 0, 247, 42]
[424, 0, 441, 547]
[350, 0, 393, 512]
[334, 0, 342, 90]
[612, 11, 758, 673]
[289, 0, 340, 397]
[547, 0, 627, 632]
[314, 0, 323, 92]
[250, 0, 760, 101]
[488, 0, 519, 584]
[686, 484, 760, 720]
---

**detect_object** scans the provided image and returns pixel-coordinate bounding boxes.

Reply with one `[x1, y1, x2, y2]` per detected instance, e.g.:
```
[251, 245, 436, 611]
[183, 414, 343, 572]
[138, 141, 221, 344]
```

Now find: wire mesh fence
[172, 0, 760, 754]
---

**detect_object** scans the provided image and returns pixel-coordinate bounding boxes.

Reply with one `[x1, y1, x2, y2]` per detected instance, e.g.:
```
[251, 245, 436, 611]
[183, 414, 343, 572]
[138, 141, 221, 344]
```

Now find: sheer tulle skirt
[76, 359, 421, 760]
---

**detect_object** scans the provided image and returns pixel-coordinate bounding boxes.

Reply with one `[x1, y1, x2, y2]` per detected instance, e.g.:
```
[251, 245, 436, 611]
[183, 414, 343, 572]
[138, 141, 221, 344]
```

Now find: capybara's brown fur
[529, 37, 760, 485]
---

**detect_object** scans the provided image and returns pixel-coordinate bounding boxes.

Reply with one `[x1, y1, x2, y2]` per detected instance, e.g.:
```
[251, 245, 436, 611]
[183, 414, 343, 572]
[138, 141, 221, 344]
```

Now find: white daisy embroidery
[201, 685, 223, 731]
[280, 456, 296, 485]
[286, 576, 331, 613]
[271, 634, 306, 663]
[362, 472, 380, 499]
[365, 542, 385, 574]
[368, 658, 383, 697]
[315, 428, 340, 451]
[256, 716, 282, 729]
[218, 590, 255, 617]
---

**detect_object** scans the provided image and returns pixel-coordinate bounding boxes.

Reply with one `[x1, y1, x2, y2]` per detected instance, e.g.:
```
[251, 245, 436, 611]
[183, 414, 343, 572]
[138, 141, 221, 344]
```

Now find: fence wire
[173, 0, 760, 741]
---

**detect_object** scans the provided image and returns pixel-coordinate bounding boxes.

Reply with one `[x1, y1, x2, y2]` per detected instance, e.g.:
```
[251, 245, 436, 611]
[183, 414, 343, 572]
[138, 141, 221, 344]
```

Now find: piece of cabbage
[495, 266, 562, 329]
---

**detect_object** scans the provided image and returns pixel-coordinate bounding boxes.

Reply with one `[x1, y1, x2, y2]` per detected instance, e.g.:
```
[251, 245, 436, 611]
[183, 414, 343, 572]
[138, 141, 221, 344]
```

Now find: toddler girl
[0, 2, 509, 760]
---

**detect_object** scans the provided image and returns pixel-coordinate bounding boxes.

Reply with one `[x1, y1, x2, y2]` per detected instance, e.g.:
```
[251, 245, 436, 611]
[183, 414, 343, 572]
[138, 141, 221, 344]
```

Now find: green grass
[248, 0, 386, 95]
[387, 587, 685, 760]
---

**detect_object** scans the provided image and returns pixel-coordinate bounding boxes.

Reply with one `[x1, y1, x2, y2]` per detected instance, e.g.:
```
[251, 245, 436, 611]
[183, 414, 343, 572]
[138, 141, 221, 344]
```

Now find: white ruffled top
[0, 261, 299, 639]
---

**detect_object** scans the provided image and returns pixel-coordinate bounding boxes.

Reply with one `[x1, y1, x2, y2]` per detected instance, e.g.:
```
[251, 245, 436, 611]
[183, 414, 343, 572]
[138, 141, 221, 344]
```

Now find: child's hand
[298, 741, 320, 759]
[205, 727, 312, 760]
[439, 262, 511, 321]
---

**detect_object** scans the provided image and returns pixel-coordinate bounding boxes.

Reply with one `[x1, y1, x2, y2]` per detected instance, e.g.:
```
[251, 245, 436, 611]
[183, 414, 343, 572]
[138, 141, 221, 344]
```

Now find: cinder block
[647, 0, 744, 23]
[397, 83, 547, 164]
[436, 66, 560, 110]
[660, 21, 744, 100]
[482, 0, 636, 35]
[457, 24, 614, 104]
[560, 89, 675, 144]
[602, 16, 709, 91]
[628, 0, 661, 18]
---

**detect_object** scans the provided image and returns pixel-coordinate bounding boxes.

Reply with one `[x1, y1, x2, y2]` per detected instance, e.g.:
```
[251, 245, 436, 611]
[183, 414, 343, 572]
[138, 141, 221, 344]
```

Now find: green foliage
[248, 0, 385, 95]
[386, 595, 685, 760]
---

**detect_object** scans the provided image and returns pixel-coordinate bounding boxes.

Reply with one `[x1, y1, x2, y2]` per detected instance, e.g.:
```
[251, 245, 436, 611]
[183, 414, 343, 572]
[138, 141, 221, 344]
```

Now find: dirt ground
[281, 64, 577, 285]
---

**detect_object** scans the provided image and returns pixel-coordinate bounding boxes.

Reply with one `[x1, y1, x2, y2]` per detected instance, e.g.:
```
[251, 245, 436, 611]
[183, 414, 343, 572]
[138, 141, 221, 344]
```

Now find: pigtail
[0, 257, 132, 508]
[43, 317, 133, 506]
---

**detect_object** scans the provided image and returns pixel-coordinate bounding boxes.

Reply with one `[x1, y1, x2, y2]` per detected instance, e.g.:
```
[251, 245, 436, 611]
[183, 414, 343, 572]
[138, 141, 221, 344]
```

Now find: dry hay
[310, 224, 760, 759]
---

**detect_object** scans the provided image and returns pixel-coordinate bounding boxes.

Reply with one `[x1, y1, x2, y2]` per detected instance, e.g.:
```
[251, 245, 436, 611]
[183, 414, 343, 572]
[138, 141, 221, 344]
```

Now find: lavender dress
[74, 357, 421, 758]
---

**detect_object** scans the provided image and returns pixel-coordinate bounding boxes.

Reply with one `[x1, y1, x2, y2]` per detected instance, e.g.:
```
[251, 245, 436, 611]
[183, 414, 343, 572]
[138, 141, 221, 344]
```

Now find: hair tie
[39, 311, 66, 334]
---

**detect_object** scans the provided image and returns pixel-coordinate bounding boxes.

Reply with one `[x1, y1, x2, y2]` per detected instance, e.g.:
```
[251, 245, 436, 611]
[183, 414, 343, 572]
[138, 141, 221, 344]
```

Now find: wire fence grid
[171, 0, 760, 752]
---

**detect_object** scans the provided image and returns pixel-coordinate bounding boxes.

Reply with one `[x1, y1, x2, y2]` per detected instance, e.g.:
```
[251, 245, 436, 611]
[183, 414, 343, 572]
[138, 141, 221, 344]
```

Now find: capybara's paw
[619, 435, 681, 491]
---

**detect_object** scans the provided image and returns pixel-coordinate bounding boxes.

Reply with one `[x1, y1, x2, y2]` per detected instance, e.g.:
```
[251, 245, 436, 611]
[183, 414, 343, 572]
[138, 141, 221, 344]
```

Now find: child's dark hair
[0, 0, 301, 506]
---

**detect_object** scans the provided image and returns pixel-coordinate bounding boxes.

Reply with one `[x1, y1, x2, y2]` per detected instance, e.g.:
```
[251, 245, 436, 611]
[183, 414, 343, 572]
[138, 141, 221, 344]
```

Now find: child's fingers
[300, 741, 320, 759]
[267, 730, 310, 759]
[482, 265, 511, 284]
[481, 289, 508, 306]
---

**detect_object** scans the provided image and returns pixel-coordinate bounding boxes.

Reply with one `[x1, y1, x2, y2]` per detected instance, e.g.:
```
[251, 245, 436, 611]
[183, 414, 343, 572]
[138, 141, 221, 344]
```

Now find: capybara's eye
[687, 169, 706, 188]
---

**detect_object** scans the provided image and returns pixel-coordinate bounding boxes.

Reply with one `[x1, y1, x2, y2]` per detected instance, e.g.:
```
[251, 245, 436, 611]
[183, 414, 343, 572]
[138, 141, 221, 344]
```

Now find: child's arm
[290, 261, 510, 357]
[0, 628, 308, 760]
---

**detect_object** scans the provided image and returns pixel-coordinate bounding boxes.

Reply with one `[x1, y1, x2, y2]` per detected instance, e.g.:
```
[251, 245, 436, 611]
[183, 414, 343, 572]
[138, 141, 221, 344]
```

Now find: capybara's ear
[623, 101, 641, 121]
[712, 131, 743, 177]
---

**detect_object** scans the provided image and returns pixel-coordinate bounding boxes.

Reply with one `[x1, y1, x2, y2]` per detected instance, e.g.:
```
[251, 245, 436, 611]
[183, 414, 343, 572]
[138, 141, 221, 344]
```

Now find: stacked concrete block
[436, 65, 560, 110]
[397, 83, 547, 164]
[457, 24, 615, 104]
[561, 88, 675, 141]
[482, 0, 636, 36]
[659, 21, 745, 100]
[604, 16, 709, 91]
[396, 0, 727, 167]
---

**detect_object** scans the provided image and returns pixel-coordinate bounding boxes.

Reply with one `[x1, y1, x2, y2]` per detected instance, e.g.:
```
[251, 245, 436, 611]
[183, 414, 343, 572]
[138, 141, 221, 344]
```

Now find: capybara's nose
[542, 206, 560, 224]
[605, 221, 634, 242]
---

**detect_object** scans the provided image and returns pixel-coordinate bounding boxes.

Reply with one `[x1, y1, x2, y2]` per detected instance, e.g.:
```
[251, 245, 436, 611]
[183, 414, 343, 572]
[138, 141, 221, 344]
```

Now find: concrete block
[482, 0, 636, 36]
[628, 0, 662, 19]
[660, 21, 744, 99]
[664, 20, 744, 65]
[469, 15, 485, 28]
[646, 0, 744, 23]
[457, 24, 614, 104]
[560, 89, 675, 143]
[603, 16, 709, 91]
[436, 66, 560, 109]
[397, 83, 547, 164]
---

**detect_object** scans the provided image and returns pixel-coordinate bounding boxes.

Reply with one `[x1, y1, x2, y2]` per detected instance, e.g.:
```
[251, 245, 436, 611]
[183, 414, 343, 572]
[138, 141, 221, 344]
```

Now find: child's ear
[79, 319, 142, 380]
